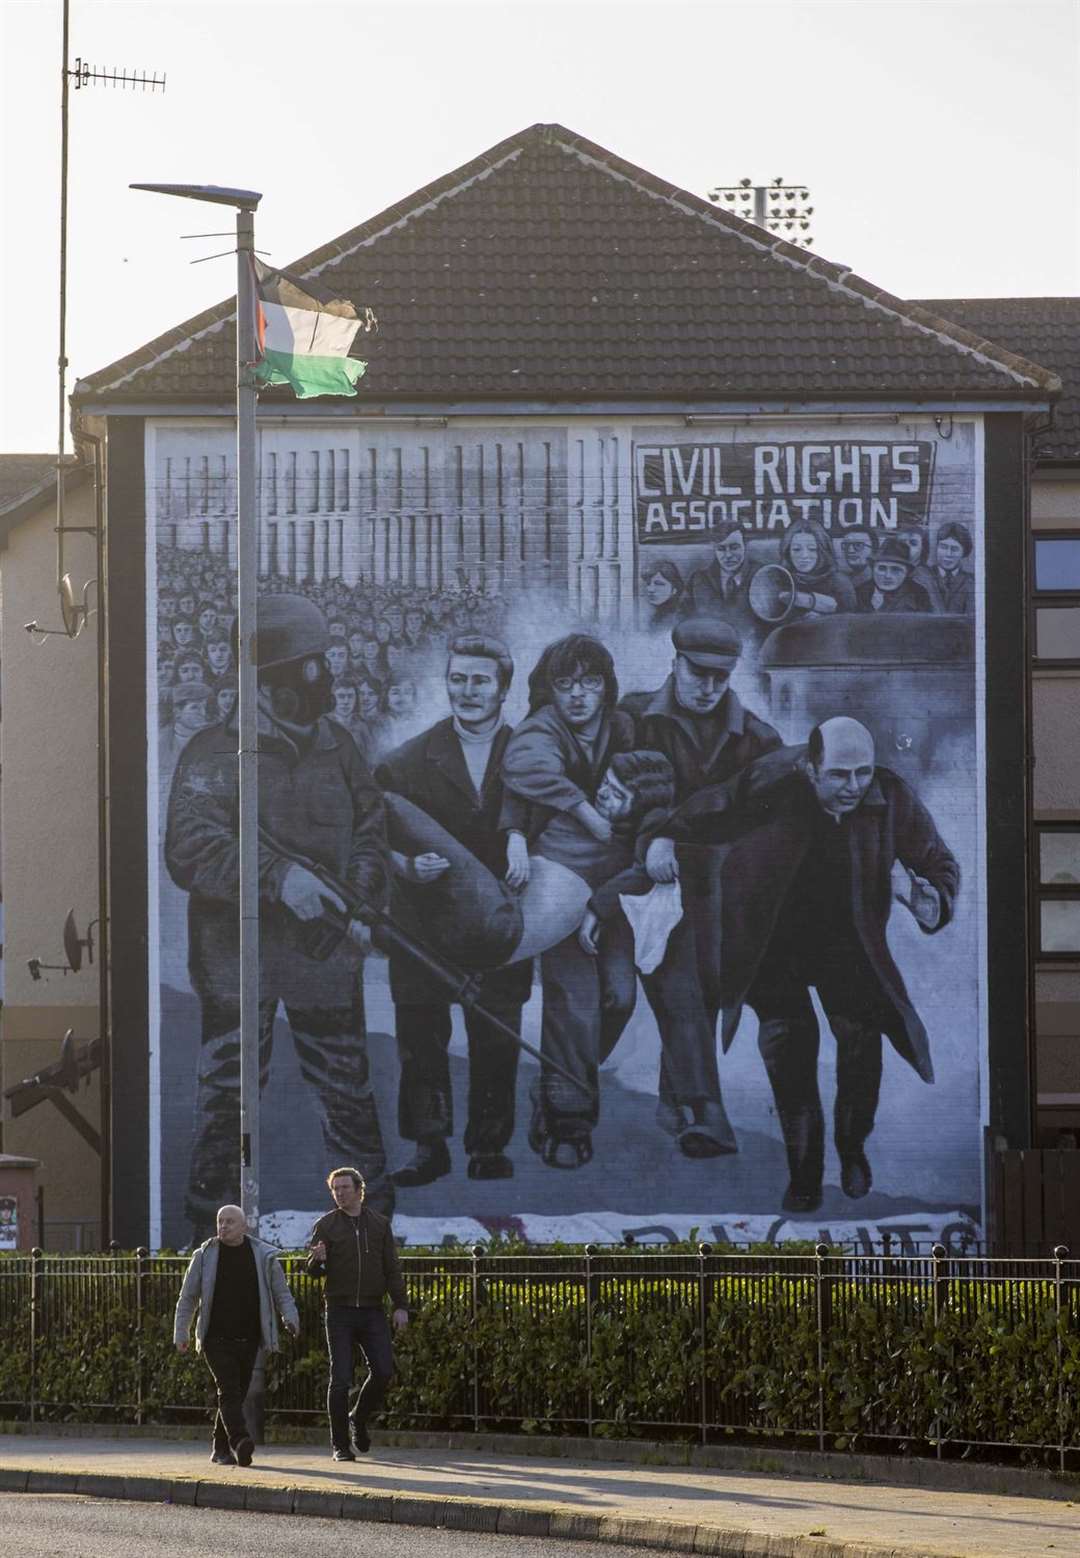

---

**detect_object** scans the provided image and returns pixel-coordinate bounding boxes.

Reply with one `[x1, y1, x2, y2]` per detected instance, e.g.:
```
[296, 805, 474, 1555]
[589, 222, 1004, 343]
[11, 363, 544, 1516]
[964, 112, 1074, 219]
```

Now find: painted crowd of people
[162, 561, 961, 1233]
[639, 519, 975, 636]
[155, 545, 512, 771]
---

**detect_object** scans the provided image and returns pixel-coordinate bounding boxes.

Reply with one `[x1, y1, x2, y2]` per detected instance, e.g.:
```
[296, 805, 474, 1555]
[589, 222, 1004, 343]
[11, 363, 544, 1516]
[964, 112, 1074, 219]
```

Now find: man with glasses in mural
[649, 716, 960, 1215]
[164, 593, 392, 1238]
[837, 529, 876, 593]
[500, 635, 639, 1167]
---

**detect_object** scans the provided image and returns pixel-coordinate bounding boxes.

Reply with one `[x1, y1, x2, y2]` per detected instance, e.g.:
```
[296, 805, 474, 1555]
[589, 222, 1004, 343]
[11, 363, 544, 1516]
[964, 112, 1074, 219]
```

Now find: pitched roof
[73, 123, 1060, 410]
[917, 298, 1080, 461]
[0, 454, 85, 551]
[0, 454, 64, 513]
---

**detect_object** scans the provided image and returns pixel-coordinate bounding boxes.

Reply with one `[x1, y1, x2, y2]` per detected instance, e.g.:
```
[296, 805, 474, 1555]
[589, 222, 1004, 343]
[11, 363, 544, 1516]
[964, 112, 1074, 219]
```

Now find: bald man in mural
[653, 717, 960, 1216]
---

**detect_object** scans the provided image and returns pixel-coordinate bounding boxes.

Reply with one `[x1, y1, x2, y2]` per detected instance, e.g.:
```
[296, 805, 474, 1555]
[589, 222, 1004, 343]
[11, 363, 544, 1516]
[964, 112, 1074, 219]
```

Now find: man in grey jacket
[174, 1204, 300, 1467]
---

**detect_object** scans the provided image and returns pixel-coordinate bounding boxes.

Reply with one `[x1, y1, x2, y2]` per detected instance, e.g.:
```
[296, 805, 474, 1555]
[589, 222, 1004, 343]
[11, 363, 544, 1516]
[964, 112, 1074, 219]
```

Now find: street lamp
[131, 182, 263, 1235]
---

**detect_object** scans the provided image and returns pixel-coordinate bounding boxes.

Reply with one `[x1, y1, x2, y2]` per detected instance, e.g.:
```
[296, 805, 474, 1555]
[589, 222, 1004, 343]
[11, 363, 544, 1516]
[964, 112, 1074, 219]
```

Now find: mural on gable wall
[148, 416, 984, 1252]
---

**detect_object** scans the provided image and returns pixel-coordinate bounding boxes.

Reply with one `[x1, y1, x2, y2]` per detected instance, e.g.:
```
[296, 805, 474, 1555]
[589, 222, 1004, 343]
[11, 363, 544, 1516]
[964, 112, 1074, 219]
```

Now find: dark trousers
[395, 984, 524, 1154]
[747, 946, 885, 1194]
[185, 911, 388, 1232]
[325, 1305, 395, 1449]
[202, 1335, 259, 1454]
[537, 916, 636, 1136]
[641, 886, 724, 1110]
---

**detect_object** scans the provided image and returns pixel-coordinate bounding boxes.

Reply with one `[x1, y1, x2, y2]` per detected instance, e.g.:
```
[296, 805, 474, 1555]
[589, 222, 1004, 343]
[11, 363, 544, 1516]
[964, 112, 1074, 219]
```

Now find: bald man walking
[174, 1205, 299, 1467]
[654, 718, 960, 1214]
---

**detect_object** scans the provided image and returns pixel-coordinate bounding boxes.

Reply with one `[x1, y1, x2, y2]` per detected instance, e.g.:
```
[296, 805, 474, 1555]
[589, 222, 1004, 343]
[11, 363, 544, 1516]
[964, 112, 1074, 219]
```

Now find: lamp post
[131, 183, 263, 1233]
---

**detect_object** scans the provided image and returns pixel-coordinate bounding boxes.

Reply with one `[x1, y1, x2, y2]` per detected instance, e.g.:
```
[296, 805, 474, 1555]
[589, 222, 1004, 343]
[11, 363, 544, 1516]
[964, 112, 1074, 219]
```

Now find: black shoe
[841, 1150, 872, 1200]
[392, 1139, 451, 1188]
[541, 1132, 593, 1170]
[210, 1449, 236, 1466]
[468, 1151, 513, 1180]
[350, 1417, 371, 1454]
[677, 1098, 738, 1158]
[332, 1445, 356, 1462]
[233, 1435, 254, 1468]
[782, 1182, 823, 1215]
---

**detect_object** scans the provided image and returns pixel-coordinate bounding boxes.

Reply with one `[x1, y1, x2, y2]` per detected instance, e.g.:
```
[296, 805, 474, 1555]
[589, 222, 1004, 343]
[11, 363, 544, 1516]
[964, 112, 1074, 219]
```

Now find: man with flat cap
[616, 617, 781, 1157]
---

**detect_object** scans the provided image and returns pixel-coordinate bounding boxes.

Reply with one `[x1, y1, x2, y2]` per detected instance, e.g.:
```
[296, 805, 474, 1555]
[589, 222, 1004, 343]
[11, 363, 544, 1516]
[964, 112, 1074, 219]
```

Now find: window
[1033, 535, 1080, 663]
[1036, 825, 1080, 956]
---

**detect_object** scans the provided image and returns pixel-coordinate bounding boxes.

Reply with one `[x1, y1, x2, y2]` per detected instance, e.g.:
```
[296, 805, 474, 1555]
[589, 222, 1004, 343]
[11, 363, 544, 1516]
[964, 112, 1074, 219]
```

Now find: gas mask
[258, 653, 333, 728]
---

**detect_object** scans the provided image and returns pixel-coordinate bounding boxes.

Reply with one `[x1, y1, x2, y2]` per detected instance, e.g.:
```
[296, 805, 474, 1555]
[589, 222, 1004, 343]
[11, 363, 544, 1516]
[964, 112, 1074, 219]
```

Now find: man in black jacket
[619, 618, 781, 1157]
[375, 634, 531, 1187]
[307, 1166, 409, 1461]
[653, 717, 960, 1214]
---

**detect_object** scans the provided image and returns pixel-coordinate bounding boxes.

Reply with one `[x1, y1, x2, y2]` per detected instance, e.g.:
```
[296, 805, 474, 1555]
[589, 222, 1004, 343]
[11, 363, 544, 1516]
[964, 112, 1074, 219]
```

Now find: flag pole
[129, 183, 263, 1238]
[235, 206, 261, 1234]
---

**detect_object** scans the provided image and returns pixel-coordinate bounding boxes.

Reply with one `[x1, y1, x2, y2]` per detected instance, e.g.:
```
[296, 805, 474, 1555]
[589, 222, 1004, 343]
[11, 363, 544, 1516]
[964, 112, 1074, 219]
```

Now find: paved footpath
[1, 1432, 1077, 1557]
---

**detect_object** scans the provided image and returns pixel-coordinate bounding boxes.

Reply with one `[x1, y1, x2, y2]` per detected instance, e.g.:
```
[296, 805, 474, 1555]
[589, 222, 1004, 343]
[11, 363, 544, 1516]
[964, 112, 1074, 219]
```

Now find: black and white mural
[146, 417, 985, 1251]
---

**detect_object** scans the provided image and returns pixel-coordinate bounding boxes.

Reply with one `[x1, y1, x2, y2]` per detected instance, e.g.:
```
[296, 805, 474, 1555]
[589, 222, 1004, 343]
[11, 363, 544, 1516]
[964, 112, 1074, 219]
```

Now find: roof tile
[74, 125, 1059, 409]
[916, 297, 1080, 461]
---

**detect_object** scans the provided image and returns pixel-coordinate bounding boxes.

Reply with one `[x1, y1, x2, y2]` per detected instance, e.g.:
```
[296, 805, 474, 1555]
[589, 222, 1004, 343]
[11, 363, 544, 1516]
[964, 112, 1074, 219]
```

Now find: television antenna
[33, 0, 165, 642]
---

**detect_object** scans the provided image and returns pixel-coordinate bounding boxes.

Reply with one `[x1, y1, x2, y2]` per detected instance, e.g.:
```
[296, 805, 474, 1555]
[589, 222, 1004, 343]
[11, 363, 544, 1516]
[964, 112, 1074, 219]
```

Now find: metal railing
[1, 1243, 1076, 1467]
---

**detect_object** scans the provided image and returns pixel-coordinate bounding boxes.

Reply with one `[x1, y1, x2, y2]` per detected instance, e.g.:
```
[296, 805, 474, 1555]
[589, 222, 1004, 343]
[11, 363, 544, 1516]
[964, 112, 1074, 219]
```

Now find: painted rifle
[260, 828, 583, 1093]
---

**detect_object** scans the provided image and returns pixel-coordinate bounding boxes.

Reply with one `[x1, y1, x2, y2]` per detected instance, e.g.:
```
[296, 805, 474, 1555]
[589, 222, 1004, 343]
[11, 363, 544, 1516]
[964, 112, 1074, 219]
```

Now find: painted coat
[375, 717, 531, 1003]
[660, 746, 961, 1082]
[165, 710, 387, 931]
[500, 703, 636, 847]
[620, 681, 781, 802]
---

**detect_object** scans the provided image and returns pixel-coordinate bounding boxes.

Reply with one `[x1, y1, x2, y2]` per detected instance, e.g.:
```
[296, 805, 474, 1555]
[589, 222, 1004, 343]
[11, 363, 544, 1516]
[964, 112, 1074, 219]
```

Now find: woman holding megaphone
[776, 519, 857, 619]
[744, 517, 854, 626]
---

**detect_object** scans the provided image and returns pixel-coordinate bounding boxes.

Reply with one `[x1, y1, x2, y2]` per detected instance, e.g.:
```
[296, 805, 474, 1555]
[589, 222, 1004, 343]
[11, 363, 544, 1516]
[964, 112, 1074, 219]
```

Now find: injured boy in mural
[164, 593, 392, 1237]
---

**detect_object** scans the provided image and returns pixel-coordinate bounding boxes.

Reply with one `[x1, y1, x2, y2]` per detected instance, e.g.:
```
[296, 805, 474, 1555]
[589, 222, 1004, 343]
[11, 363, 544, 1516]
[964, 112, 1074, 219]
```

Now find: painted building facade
[6, 123, 1056, 1248]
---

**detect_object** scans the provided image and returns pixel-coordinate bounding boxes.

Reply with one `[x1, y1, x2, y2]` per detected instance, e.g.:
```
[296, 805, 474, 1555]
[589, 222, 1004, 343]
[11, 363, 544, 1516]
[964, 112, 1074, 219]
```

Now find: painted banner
[146, 417, 984, 1251]
[635, 440, 937, 543]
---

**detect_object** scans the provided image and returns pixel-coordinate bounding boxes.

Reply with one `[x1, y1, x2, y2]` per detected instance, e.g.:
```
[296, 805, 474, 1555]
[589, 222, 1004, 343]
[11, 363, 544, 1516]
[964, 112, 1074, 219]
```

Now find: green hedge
[2, 1252, 1078, 1463]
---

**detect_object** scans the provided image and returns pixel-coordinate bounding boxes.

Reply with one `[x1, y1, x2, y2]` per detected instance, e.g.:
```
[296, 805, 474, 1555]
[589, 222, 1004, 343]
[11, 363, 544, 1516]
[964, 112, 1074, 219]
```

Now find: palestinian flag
[251, 258, 377, 399]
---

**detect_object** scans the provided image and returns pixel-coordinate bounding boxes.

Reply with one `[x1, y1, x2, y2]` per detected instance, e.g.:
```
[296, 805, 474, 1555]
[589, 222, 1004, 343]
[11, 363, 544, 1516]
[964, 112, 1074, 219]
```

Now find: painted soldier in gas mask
[165, 593, 391, 1236]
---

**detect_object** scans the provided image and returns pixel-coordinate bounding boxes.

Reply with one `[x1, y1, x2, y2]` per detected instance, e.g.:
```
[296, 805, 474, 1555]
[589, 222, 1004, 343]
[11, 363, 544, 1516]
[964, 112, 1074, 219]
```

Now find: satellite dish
[62, 910, 94, 973]
[59, 574, 83, 638]
[63, 911, 82, 972]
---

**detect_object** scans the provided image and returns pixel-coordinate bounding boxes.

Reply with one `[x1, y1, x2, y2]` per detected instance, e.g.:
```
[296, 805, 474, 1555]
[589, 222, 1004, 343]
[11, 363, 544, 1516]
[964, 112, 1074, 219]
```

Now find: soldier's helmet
[252, 593, 331, 670]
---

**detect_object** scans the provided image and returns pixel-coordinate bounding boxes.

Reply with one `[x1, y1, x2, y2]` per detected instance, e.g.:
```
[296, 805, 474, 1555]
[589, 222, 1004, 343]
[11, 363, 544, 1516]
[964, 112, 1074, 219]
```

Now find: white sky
[2, 0, 1077, 454]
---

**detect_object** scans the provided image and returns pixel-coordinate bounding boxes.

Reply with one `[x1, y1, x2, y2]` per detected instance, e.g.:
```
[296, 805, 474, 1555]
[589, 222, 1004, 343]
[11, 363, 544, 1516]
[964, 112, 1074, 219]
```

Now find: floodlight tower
[709, 177, 814, 248]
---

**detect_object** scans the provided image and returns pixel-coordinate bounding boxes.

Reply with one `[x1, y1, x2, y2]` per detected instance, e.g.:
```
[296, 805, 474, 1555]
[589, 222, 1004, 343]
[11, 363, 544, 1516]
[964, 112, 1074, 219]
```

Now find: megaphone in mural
[748, 563, 798, 623]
